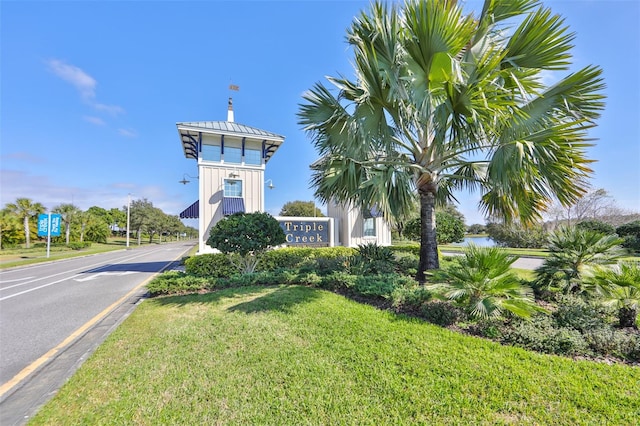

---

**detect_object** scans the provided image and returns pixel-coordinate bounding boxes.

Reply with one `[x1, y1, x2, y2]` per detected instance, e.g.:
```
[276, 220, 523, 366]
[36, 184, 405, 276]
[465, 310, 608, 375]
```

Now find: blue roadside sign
[37, 214, 49, 236]
[37, 213, 62, 237]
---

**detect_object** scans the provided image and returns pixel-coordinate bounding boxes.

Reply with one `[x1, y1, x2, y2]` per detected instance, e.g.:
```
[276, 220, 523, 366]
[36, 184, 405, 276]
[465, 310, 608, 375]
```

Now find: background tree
[128, 199, 155, 245]
[207, 212, 286, 274]
[486, 222, 548, 248]
[405, 205, 465, 244]
[390, 197, 419, 241]
[5, 198, 45, 248]
[575, 220, 616, 236]
[467, 224, 486, 235]
[298, 0, 605, 281]
[109, 208, 127, 236]
[84, 215, 110, 243]
[279, 201, 324, 217]
[616, 221, 640, 253]
[0, 207, 23, 248]
[53, 203, 80, 245]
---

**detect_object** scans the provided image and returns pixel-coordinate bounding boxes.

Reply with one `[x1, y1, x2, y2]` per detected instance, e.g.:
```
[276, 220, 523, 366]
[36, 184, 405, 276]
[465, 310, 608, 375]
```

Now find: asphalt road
[0, 242, 194, 425]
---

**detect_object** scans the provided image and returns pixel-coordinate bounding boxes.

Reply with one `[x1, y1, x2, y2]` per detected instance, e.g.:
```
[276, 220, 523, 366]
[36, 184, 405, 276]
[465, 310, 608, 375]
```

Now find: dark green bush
[351, 243, 396, 275]
[184, 253, 236, 278]
[354, 275, 398, 298]
[583, 328, 640, 361]
[393, 253, 419, 277]
[552, 295, 611, 332]
[420, 301, 462, 326]
[616, 221, 640, 252]
[146, 271, 212, 296]
[259, 248, 313, 271]
[391, 285, 432, 312]
[576, 220, 616, 236]
[319, 272, 358, 291]
[314, 255, 351, 275]
[501, 316, 590, 356]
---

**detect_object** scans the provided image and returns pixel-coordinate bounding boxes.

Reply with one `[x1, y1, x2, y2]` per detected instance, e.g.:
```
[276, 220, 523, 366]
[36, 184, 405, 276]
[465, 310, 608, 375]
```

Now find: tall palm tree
[5, 198, 45, 248]
[298, 0, 605, 281]
[53, 203, 80, 245]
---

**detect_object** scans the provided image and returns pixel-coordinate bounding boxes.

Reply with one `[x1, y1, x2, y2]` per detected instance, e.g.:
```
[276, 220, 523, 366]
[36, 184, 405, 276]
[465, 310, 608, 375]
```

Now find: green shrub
[295, 272, 322, 287]
[354, 275, 398, 298]
[576, 220, 616, 236]
[259, 248, 313, 271]
[352, 243, 395, 275]
[420, 301, 462, 326]
[616, 221, 640, 252]
[471, 319, 503, 339]
[258, 247, 356, 272]
[552, 295, 611, 332]
[319, 272, 358, 291]
[583, 328, 640, 361]
[314, 255, 351, 275]
[501, 316, 590, 356]
[391, 285, 433, 312]
[146, 271, 212, 296]
[393, 253, 419, 277]
[389, 245, 420, 256]
[184, 253, 236, 278]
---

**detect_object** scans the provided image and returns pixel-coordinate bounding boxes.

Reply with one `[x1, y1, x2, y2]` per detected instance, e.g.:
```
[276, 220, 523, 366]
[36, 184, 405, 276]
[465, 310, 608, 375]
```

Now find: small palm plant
[428, 245, 542, 319]
[586, 262, 640, 328]
[534, 226, 625, 294]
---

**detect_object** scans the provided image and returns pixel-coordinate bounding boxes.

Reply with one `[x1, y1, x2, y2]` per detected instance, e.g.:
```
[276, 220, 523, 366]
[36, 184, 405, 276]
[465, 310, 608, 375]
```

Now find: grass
[30, 285, 640, 425]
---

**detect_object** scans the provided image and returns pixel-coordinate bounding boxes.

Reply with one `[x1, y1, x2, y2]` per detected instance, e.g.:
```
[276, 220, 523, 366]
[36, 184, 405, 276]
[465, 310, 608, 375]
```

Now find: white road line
[74, 271, 138, 282]
[0, 249, 165, 291]
[0, 274, 83, 302]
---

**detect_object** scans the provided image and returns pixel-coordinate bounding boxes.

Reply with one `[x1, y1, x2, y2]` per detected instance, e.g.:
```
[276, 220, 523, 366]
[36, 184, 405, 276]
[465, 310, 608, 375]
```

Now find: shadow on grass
[227, 285, 321, 315]
[150, 285, 322, 315]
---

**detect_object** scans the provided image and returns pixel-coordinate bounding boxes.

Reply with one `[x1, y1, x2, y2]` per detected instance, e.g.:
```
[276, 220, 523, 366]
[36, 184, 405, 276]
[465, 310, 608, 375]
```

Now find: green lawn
[30, 285, 640, 425]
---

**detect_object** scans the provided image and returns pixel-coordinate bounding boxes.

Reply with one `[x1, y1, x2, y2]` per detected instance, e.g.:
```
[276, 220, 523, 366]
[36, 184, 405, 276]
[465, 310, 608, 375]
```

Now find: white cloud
[1, 152, 45, 164]
[47, 59, 96, 101]
[94, 103, 125, 116]
[46, 58, 125, 115]
[118, 128, 137, 138]
[83, 116, 106, 126]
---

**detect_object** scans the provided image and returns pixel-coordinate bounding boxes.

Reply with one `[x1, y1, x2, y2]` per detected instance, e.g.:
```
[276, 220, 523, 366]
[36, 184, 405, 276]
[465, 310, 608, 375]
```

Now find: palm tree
[534, 226, 625, 294]
[5, 198, 45, 248]
[53, 203, 80, 245]
[586, 263, 640, 328]
[298, 0, 605, 281]
[428, 245, 542, 319]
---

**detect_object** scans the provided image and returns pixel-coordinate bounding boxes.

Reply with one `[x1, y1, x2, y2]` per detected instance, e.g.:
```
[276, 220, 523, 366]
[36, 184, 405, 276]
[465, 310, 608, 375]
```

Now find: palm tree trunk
[416, 184, 439, 282]
[619, 306, 637, 329]
[23, 215, 30, 249]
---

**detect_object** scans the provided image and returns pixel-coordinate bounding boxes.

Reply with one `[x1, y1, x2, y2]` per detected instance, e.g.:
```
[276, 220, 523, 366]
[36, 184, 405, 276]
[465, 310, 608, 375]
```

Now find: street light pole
[126, 194, 131, 248]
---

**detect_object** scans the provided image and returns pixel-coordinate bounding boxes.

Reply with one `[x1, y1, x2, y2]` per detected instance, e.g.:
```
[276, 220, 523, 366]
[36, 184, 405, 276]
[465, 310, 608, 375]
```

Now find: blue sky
[2, 0, 639, 227]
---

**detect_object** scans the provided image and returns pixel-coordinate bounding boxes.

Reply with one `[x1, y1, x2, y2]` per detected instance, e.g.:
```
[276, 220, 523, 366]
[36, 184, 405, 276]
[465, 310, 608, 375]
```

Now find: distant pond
[451, 236, 496, 247]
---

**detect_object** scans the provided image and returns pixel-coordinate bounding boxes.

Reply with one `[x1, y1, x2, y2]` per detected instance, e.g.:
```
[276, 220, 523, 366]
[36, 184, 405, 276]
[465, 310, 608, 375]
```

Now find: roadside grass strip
[30, 285, 640, 425]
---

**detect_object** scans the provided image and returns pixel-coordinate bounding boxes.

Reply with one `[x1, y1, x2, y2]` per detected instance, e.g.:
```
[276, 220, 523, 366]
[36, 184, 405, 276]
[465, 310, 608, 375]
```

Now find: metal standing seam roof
[177, 121, 285, 161]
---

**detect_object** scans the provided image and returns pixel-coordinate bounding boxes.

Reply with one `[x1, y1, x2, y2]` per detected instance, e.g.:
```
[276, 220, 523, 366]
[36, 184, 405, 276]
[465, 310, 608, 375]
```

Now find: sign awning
[179, 200, 199, 219]
[223, 197, 245, 215]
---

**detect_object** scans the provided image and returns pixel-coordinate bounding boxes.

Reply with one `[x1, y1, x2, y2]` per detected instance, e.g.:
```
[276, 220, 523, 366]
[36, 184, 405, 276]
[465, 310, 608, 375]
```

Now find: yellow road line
[0, 251, 185, 399]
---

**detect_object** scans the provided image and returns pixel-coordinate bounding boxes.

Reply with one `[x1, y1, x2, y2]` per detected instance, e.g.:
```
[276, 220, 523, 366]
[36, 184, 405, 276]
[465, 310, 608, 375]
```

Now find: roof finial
[228, 83, 239, 123]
